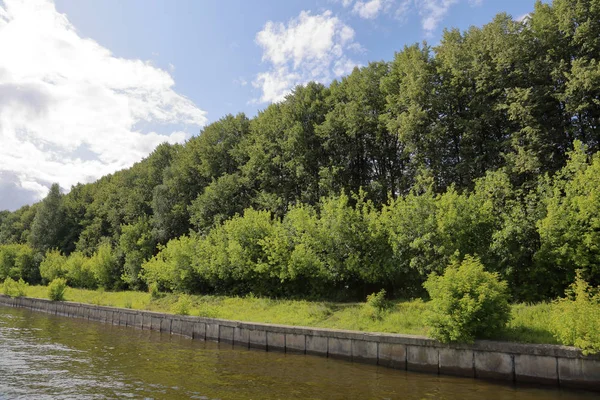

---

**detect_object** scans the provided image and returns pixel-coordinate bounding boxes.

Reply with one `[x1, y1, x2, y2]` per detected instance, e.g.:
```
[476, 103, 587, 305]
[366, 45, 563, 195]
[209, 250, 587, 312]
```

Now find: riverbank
[2, 306, 595, 400]
[22, 285, 556, 345]
[1, 294, 599, 391]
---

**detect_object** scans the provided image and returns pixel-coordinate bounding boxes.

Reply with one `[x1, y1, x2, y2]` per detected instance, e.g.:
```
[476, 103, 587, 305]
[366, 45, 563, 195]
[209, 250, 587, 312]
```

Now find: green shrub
[0, 244, 40, 284]
[64, 252, 96, 289]
[2, 277, 28, 298]
[141, 235, 198, 293]
[2, 277, 14, 296]
[89, 242, 120, 289]
[172, 294, 193, 315]
[148, 282, 160, 299]
[550, 273, 600, 355]
[48, 278, 67, 301]
[363, 289, 388, 320]
[423, 255, 511, 343]
[39, 249, 67, 283]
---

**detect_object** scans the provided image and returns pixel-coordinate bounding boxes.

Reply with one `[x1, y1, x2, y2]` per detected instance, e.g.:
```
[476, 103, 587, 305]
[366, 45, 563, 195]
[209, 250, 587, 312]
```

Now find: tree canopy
[1, 0, 600, 301]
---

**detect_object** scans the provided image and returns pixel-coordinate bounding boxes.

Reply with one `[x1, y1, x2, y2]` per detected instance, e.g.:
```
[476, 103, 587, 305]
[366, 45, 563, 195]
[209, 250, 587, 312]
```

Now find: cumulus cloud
[253, 10, 360, 103]
[0, 0, 207, 211]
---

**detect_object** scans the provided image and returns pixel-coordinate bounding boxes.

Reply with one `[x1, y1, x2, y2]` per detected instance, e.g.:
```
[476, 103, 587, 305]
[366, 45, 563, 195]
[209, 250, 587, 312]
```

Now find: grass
[23, 285, 557, 345]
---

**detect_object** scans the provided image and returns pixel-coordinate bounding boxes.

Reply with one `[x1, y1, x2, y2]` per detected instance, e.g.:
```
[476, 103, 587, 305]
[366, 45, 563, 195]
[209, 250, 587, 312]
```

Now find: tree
[0, 244, 39, 283]
[119, 217, 155, 289]
[537, 142, 600, 292]
[189, 173, 251, 233]
[89, 242, 120, 290]
[318, 63, 407, 203]
[28, 184, 66, 254]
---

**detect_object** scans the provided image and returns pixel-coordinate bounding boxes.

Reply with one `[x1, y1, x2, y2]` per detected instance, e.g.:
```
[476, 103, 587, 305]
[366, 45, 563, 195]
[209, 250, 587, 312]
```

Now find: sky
[0, 0, 539, 211]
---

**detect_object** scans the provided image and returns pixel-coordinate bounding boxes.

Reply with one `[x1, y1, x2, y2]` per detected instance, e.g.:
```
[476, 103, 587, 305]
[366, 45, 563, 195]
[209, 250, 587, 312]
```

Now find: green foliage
[0, 205, 37, 245]
[20, 284, 557, 345]
[172, 294, 193, 315]
[424, 256, 511, 343]
[0, 244, 39, 284]
[28, 183, 67, 254]
[48, 278, 67, 301]
[363, 289, 388, 320]
[119, 216, 155, 289]
[148, 282, 160, 299]
[307, 193, 395, 288]
[64, 252, 96, 289]
[2, 277, 28, 298]
[537, 142, 600, 291]
[550, 273, 600, 355]
[2, 0, 600, 304]
[141, 235, 199, 293]
[194, 208, 278, 295]
[88, 242, 120, 289]
[189, 173, 250, 233]
[366, 289, 387, 311]
[39, 249, 67, 283]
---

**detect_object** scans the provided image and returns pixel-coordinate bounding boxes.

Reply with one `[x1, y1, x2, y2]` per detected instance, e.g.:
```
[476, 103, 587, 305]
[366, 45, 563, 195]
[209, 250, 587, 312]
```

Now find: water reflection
[0, 307, 596, 400]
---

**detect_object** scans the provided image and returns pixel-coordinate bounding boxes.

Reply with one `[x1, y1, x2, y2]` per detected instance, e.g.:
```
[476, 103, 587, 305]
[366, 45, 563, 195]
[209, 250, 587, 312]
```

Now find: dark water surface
[0, 306, 595, 400]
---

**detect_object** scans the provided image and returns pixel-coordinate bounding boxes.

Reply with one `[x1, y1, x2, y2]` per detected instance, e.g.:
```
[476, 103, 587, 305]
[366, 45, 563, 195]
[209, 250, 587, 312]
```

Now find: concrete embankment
[1, 295, 598, 391]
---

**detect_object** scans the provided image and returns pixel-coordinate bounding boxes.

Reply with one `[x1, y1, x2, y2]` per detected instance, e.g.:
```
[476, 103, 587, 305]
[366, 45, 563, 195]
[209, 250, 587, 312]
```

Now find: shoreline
[1, 294, 598, 391]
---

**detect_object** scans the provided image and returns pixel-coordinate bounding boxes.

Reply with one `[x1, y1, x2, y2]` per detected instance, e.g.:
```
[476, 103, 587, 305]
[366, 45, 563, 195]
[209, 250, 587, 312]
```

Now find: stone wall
[1, 295, 598, 391]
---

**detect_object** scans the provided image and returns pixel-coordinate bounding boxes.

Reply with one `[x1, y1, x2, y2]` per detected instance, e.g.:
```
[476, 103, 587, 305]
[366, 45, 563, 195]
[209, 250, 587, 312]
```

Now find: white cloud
[341, 1, 483, 33]
[352, 0, 390, 19]
[0, 0, 207, 210]
[418, 0, 459, 33]
[394, 0, 413, 20]
[332, 0, 354, 7]
[253, 10, 360, 103]
[416, 0, 485, 33]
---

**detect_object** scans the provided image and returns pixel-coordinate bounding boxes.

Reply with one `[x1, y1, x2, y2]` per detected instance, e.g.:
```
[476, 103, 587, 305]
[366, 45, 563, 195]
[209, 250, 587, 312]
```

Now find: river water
[0, 306, 595, 400]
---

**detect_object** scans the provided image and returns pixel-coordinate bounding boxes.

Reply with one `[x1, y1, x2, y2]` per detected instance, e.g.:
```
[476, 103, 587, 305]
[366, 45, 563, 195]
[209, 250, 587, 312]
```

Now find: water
[0, 306, 595, 400]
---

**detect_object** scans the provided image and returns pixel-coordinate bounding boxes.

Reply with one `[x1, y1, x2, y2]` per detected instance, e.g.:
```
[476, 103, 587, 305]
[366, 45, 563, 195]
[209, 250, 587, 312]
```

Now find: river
[0, 306, 595, 399]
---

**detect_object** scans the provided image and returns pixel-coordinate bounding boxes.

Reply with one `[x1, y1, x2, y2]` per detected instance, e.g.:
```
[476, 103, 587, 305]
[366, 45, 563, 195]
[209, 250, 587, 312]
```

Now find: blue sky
[54, 0, 537, 119]
[0, 0, 539, 211]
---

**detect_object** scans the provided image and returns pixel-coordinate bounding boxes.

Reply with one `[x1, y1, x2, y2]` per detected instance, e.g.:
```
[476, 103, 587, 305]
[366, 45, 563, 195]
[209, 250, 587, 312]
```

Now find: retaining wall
[1, 295, 598, 391]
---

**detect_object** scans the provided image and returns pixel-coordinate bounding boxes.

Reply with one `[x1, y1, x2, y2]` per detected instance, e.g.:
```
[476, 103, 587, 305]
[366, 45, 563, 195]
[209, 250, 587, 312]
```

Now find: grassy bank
[21, 285, 558, 345]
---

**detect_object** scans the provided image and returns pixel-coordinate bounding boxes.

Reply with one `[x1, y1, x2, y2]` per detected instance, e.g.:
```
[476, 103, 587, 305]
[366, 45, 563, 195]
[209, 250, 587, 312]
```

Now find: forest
[1, 0, 599, 304]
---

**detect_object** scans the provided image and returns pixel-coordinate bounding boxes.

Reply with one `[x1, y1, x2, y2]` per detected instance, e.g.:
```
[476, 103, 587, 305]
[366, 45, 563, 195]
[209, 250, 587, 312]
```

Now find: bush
[363, 289, 388, 320]
[148, 282, 160, 299]
[550, 273, 600, 355]
[64, 252, 96, 289]
[0, 244, 40, 284]
[48, 278, 67, 301]
[89, 242, 120, 289]
[39, 249, 67, 283]
[172, 294, 193, 315]
[423, 255, 511, 343]
[2, 277, 28, 298]
[141, 235, 199, 293]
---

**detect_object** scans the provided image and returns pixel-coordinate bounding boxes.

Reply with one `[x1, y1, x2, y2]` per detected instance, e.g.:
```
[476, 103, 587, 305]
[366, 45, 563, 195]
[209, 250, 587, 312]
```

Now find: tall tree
[28, 183, 65, 254]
